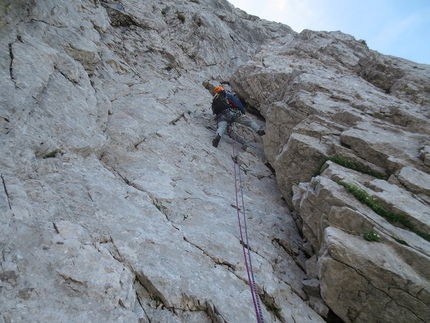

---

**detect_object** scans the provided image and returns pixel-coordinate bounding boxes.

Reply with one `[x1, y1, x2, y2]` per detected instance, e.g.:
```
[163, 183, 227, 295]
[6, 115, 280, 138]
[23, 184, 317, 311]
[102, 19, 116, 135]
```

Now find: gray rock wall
[231, 28, 430, 323]
[0, 1, 320, 323]
[1, 0, 429, 322]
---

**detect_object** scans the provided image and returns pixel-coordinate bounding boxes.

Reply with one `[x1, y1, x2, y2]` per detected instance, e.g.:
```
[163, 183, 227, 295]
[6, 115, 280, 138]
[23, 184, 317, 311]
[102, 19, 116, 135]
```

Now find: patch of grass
[151, 296, 163, 307]
[313, 155, 389, 179]
[363, 230, 380, 242]
[263, 300, 282, 315]
[338, 180, 430, 243]
[177, 12, 185, 23]
[261, 293, 282, 320]
[329, 156, 389, 180]
[415, 230, 430, 241]
[310, 180, 319, 191]
[394, 238, 409, 246]
[153, 202, 161, 212]
[43, 149, 60, 159]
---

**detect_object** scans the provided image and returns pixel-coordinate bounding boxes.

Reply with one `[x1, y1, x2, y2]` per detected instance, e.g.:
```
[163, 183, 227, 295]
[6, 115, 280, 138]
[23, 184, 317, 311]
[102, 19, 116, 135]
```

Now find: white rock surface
[0, 1, 321, 322]
[1, 0, 429, 322]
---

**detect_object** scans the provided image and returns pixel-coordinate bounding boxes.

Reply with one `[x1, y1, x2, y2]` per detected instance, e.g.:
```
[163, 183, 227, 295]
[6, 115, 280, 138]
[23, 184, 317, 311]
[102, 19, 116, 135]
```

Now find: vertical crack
[261, 290, 285, 323]
[8, 43, 15, 83]
[272, 237, 306, 272]
[1, 173, 12, 210]
[8, 36, 22, 86]
[134, 283, 152, 323]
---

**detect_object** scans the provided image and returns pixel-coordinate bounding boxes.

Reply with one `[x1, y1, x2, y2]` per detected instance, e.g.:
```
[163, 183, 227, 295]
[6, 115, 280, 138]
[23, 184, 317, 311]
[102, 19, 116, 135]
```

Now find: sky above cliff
[228, 0, 430, 65]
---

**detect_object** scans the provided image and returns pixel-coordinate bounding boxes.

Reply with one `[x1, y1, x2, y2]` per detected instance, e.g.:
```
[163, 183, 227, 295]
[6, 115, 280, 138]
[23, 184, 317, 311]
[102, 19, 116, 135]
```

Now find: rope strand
[237, 147, 265, 323]
[230, 126, 264, 323]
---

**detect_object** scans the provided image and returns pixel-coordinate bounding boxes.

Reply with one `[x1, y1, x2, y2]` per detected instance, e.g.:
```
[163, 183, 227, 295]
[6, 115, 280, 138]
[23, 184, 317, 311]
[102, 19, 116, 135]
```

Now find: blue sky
[228, 0, 430, 65]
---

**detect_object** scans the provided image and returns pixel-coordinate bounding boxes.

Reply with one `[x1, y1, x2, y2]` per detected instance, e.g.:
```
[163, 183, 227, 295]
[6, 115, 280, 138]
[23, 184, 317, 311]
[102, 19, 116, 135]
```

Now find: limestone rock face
[231, 28, 430, 322]
[1, 0, 429, 322]
[0, 1, 318, 323]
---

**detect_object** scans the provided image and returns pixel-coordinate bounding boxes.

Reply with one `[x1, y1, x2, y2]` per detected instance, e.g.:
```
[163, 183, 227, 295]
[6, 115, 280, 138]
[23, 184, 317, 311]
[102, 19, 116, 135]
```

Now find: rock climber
[211, 86, 265, 148]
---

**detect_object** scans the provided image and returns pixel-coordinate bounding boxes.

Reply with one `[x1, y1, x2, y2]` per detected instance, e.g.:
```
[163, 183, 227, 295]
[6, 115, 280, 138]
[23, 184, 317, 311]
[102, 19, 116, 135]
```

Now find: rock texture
[0, 1, 317, 323]
[231, 30, 430, 322]
[1, 0, 429, 323]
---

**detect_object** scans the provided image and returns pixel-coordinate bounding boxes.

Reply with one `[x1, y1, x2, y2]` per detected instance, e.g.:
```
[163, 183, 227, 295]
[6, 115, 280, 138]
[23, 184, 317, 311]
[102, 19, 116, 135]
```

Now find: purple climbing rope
[230, 127, 265, 323]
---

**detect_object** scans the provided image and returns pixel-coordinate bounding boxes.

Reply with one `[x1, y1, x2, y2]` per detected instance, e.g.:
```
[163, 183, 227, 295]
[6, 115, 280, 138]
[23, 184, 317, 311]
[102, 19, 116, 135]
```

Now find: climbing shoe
[257, 129, 266, 136]
[212, 134, 221, 148]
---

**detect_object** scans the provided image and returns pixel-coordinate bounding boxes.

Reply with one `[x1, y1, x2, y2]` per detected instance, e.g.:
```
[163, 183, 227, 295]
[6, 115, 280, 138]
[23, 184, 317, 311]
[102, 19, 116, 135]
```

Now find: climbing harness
[229, 126, 265, 323]
[215, 108, 241, 123]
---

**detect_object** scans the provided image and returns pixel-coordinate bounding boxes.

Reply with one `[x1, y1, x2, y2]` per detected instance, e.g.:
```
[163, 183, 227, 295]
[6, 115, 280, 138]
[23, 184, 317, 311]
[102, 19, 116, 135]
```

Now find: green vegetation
[313, 155, 389, 179]
[153, 201, 161, 212]
[329, 156, 389, 180]
[338, 180, 430, 242]
[393, 238, 409, 246]
[177, 12, 185, 23]
[310, 180, 319, 191]
[312, 155, 430, 242]
[153, 296, 163, 307]
[43, 149, 60, 159]
[266, 304, 282, 314]
[263, 299, 282, 315]
[363, 230, 380, 242]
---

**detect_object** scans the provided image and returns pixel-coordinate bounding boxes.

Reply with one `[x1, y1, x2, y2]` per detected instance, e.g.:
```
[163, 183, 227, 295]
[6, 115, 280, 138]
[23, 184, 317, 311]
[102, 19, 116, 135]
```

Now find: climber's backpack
[212, 90, 231, 115]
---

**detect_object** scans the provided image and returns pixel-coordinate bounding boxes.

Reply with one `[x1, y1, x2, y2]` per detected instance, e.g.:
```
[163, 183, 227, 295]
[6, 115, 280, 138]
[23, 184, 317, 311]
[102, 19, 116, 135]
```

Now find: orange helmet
[214, 86, 224, 94]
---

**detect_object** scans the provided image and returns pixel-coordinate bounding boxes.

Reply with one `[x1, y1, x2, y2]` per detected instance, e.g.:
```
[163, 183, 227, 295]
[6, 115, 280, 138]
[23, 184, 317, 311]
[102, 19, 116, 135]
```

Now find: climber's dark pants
[216, 110, 260, 137]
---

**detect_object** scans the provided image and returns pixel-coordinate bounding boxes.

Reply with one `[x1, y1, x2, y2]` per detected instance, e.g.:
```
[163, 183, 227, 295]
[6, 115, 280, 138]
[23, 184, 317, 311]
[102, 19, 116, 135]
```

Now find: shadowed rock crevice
[101, 2, 137, 28]
[183, 236, 237, 271]
[8, 43, 15, 83]
[1, 174, 13, 211]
